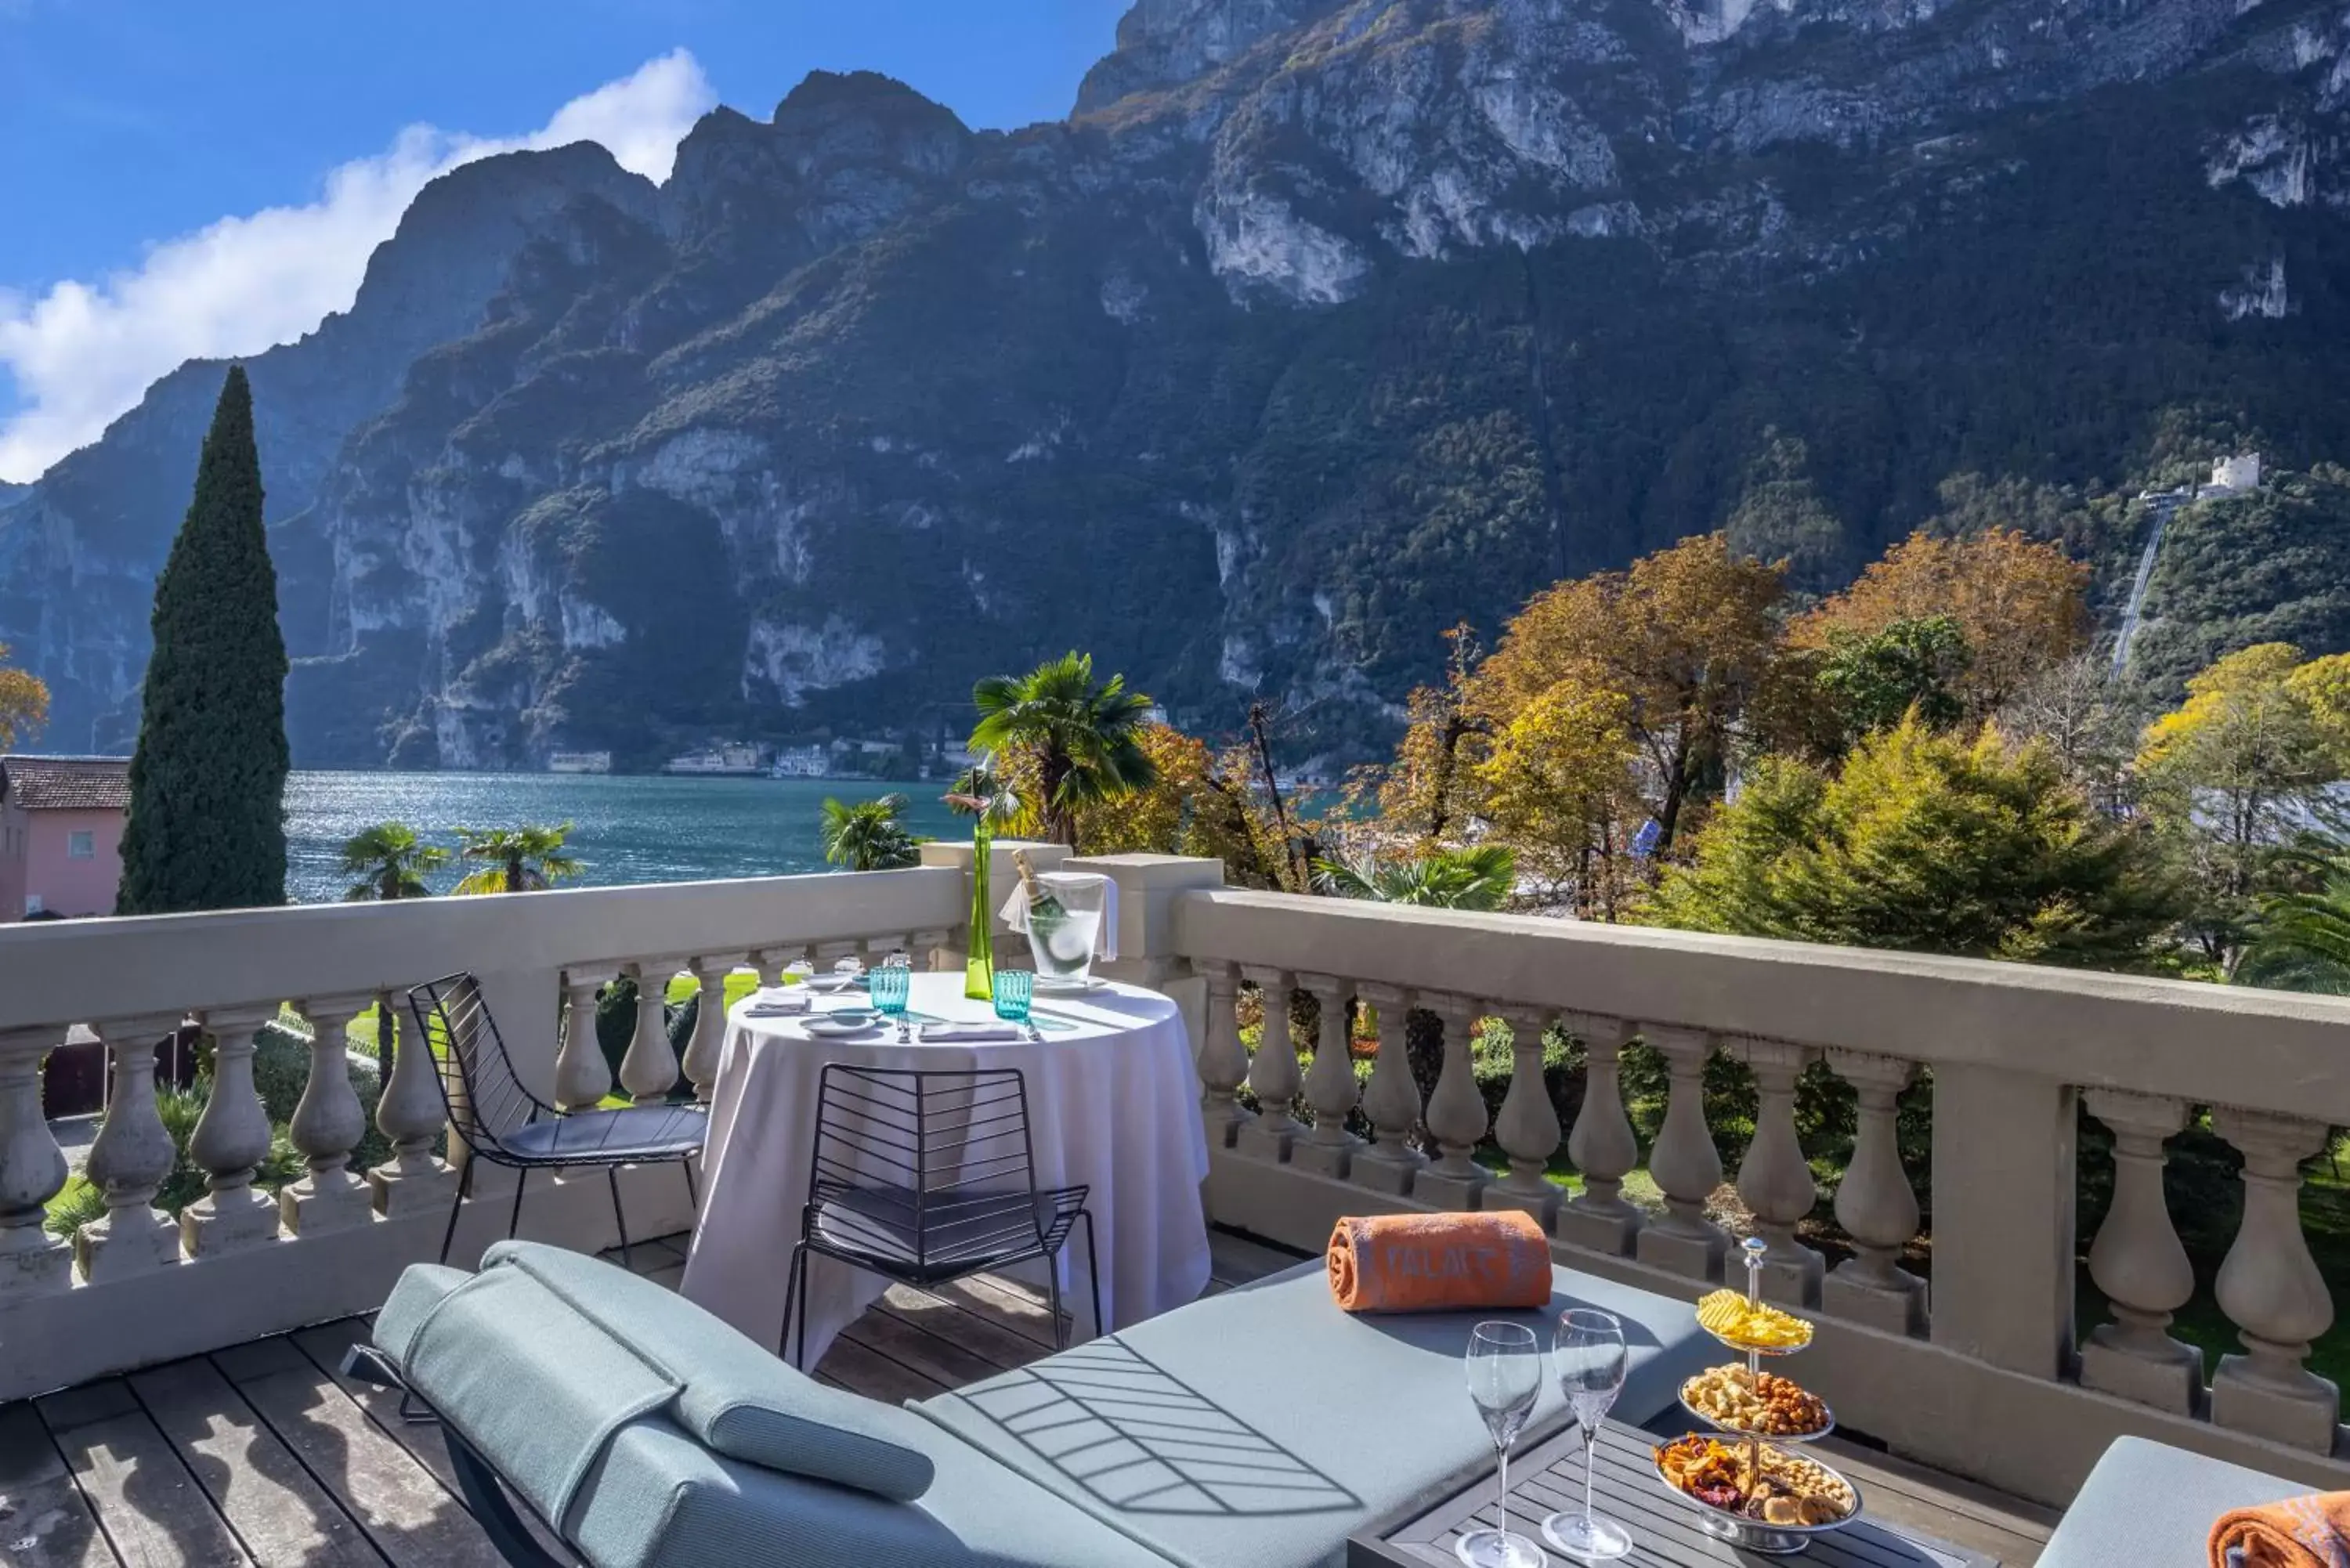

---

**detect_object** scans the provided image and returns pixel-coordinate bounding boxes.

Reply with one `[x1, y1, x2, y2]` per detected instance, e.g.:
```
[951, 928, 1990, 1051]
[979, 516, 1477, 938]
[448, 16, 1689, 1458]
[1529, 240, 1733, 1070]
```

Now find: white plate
[804, 1016, 882, 1038]
[803, 972, 864, 993]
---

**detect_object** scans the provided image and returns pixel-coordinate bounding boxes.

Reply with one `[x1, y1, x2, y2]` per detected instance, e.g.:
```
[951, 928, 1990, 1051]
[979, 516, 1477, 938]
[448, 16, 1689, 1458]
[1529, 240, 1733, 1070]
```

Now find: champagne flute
[1542, 1309, 1630, 1562]
[1459, 1322, 1548, 1568]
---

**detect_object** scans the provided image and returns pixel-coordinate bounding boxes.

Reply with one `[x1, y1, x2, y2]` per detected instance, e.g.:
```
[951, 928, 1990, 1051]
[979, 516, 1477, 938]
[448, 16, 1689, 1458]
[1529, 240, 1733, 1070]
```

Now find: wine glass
[1459, 1322, 1548, 1568]
[1542, 1309, 1630, 1562]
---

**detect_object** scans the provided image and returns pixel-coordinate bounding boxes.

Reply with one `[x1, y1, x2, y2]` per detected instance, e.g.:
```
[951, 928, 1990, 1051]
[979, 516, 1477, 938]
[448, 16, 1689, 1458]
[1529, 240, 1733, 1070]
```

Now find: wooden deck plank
[840, 1303, 1015, 1390]
[284, 1321, 569, 1563]
[814, 1333, 954, 1404]
[125, 1360, 384, 1568]
[1206, 1228, 1306, 1287]
[0, 1401, 116, 1568]
[210, 1340, 502, 1568]
[36, 1382, 248, 1568]
[873, 1283, 1054, 1373]
[927, 1274, 1067, 1347]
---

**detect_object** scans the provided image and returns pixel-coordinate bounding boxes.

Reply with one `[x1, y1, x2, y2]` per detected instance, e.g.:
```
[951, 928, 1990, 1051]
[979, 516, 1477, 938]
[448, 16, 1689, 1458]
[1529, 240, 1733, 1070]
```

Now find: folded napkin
[919, 1022, 1021, 1042]
[2211, 1494, 2350, 1567]
[1327, 1211, 1553, 1314]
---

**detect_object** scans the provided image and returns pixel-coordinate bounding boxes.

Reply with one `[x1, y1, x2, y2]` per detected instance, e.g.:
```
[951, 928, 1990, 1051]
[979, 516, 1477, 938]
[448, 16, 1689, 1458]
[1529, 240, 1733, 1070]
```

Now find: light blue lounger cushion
[912, 1258, 1711, 1568]
[2040, 1436, 2307, 1568]
[376, 1240, 935, 1511]
[375, 1252, 1180, 1568]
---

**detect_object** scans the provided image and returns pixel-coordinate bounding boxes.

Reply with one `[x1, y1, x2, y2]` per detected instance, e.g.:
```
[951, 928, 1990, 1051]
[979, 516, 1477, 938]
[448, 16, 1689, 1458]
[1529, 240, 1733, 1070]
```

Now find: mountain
[6, 0, 2349, 767]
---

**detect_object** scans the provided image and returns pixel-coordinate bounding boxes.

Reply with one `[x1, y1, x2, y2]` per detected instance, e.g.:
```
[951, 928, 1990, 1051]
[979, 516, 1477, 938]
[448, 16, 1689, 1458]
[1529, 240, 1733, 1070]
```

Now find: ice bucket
[1021, 870, 1109, 990]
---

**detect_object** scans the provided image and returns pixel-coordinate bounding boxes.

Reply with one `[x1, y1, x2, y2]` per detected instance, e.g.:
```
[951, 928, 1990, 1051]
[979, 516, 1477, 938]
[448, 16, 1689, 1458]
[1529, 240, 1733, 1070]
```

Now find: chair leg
[781, 1241, 811, 1369]
[1044, 1248, 1068, 1352]
[507, 1166, 530, 1246]
[437, 1158, 476, 1267]
[1077, 1209, 1105, 1344]
[608, 1165, 633, 1273]
[682, 1158, 700, 1217]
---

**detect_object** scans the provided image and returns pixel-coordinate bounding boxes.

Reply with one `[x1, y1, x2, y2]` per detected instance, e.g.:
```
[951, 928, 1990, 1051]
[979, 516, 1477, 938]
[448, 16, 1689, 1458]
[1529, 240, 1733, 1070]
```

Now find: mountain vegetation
[117, 367, 291, 915]
[3, 0, 2345, 766]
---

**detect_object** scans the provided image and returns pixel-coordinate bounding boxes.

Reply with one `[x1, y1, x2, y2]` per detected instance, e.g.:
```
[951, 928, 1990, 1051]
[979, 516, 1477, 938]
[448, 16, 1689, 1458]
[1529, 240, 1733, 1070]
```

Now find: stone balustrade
[1164, 883, 2350, 1505]
[6, 847, 2349, 1508]
[0, 867, 967, 1402]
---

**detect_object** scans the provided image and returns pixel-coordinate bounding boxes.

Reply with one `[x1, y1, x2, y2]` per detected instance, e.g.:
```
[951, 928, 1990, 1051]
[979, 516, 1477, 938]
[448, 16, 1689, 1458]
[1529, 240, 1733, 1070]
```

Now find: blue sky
[0, 0, 1129, 479]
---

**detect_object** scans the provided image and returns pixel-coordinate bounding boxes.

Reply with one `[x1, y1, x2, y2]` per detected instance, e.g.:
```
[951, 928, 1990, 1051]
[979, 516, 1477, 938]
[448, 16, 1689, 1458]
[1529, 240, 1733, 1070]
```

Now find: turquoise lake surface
[284, 771, 963, 905]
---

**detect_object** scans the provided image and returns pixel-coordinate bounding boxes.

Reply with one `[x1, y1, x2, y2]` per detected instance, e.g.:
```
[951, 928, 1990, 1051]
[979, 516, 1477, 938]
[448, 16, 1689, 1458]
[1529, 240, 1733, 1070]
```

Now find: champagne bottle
[1012, 849, 1067, 922]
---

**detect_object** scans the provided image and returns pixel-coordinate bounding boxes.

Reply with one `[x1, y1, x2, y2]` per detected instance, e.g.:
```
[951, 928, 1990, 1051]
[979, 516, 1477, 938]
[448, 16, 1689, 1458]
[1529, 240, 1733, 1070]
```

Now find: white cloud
[0, 49, 714, 482]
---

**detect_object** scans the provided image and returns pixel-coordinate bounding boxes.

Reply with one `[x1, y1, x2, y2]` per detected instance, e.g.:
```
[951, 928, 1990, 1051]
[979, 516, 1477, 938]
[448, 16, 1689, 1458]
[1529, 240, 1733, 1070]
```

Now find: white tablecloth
[680, 972, 1212, 1367]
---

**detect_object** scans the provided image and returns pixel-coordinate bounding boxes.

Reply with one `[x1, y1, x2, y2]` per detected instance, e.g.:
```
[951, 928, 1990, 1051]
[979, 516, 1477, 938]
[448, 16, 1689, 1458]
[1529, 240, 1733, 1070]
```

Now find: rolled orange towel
[2210, 1494, 2350, 1568]
[1327, 1211, 1554, 1313]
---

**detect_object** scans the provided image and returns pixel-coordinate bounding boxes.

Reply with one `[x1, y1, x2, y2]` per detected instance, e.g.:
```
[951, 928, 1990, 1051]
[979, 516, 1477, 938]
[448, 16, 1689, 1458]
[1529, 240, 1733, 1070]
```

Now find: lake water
[284, 771, 964, 905]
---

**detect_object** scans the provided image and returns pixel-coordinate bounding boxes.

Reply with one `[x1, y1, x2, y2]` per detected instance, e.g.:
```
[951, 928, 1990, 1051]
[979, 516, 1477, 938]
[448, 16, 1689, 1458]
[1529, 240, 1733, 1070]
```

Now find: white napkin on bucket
[919, 1022, 1022, 1042]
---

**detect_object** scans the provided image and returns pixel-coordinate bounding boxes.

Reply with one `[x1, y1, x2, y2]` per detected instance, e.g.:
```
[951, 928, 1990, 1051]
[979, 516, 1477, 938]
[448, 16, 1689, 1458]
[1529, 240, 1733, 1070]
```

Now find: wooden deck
[0, 1230, 2055, 1567]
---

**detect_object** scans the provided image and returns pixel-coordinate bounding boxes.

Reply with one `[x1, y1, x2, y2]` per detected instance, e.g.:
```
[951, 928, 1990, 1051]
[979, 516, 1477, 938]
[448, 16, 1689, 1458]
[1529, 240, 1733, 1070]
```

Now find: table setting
[678, 959, 1212, 1367]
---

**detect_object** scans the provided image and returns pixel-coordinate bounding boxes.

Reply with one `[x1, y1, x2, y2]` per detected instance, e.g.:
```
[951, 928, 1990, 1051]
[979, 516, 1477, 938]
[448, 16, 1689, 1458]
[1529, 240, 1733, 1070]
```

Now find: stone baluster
[280, 996, 376, 1237]
[1416, 993, 1490, 1210]
[682, 956, 738, 1104]
[2079, 1090, 2200, 1411]
[181, 1007, 284, 1256]
[1350, 983, 1424, 1196]
[909, 930, 953, 971]
[1292, 974, 1361, 1180]
[1822, 1050, 1926, 1334]
[1237, 966, 1302, 1162]
[811, 939, 862, 974]
[1733, 1036, 1824, 1306]
[0, 1028, 72, 1298]
[1486, 1006, 1561, 1229]
[620, 959, 682, 1104]
[78, 1016, 187, 1281]
[754, 946, 810, 987]
[1194, 960, 1253, 1148]
[2210, 1107, 2338, 1451]
[1558, 1013, 1642, 1255]
[369, 996, 458, 1219]
[555, 971, 615, 1111]
[1636, 1025, 1728, 1280]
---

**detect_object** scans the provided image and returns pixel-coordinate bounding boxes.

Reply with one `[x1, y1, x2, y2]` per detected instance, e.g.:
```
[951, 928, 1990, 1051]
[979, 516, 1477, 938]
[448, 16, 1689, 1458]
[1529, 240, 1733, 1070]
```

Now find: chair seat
[809, 1183, 1083, 1281]
[502, 1103, 707, 1162]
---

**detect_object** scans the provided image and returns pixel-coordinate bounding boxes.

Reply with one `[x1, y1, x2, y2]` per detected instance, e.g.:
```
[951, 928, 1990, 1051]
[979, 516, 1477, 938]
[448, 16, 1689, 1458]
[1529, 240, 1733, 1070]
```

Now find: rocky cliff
[6, 0, 2349, 764]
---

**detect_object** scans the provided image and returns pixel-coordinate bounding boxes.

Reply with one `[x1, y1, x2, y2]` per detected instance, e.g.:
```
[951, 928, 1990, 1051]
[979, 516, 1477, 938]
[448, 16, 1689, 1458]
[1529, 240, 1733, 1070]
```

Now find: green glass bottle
[964, 816, 996, 1000]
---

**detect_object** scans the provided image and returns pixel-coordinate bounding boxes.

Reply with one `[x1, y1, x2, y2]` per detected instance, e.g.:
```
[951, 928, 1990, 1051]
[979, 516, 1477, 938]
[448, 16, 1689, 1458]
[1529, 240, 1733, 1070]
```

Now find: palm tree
[820, 793, 920, 871]
[2240, 854, 2350, 992]
[1311, 844, 1517, 911]
[338, 822, 447, 901]
[970, 652, 1158, 847]
[453, 824, 584, 894]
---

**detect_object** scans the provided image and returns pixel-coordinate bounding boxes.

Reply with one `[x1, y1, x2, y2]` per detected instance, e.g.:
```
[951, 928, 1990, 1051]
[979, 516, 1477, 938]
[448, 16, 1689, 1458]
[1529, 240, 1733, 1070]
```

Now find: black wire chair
[781, 1065, 1101, 1369]
[407, 972, 706, 1272]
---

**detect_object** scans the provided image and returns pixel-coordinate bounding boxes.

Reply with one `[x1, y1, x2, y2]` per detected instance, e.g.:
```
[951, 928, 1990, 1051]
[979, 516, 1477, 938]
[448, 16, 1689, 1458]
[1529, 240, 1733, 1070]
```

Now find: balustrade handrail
[1170, 887, 2350, 1125]
[0, 867, 967, 1037]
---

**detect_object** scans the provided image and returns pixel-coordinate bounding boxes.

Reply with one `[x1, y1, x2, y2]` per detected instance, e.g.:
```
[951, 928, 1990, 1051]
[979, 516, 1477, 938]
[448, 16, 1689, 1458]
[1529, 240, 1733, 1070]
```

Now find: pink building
[0, 756, 131, 920]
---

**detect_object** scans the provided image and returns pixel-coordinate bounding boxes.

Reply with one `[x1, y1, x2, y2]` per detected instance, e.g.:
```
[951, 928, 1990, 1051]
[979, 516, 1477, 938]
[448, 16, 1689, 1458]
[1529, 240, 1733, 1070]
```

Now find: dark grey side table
[1348, 1419, 1998, 1566]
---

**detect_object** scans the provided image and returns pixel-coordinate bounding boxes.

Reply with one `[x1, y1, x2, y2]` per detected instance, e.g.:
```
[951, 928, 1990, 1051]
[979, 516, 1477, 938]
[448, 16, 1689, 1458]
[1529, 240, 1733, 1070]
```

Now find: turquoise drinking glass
[991, 968, 1033, 1023]
[871, 963, 910, 1018]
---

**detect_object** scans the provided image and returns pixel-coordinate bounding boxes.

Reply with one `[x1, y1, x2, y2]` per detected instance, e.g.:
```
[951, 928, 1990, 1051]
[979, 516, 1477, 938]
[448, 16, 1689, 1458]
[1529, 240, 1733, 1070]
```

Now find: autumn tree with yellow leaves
[1794, 527, 2088, 718]
[0, 644, 45, 750]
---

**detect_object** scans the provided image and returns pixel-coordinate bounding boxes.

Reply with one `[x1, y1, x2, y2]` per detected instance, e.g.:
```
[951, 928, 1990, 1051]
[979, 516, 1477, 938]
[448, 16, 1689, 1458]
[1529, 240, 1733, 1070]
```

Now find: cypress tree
[118, 365, 290, 912]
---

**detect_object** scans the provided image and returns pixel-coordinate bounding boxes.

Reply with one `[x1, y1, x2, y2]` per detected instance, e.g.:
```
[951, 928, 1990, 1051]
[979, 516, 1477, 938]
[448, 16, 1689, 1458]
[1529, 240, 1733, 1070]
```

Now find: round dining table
[679, 970, 1213, 1370]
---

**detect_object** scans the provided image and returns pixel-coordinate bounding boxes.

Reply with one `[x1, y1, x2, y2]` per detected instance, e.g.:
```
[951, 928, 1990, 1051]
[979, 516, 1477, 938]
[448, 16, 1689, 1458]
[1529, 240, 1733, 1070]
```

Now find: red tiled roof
[0, 756, 132, 811]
